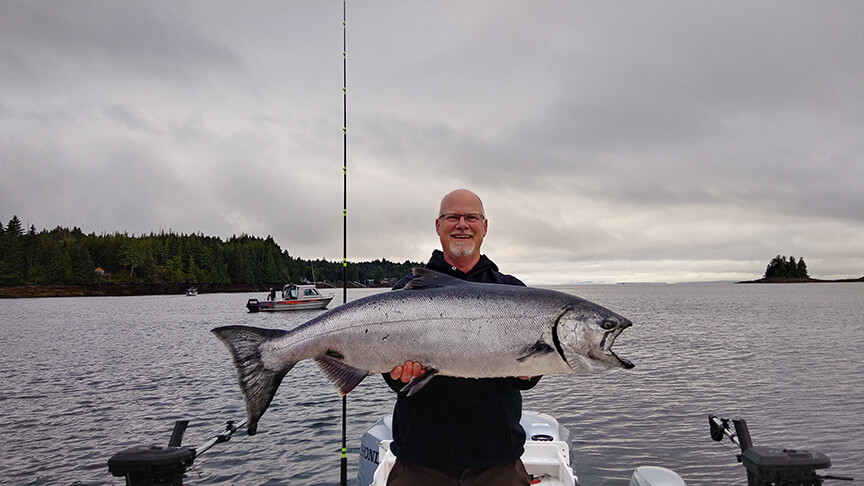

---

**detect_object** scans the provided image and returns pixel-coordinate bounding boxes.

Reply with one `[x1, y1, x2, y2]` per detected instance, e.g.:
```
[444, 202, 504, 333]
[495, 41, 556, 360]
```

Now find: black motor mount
[108, 419, 245, 485]
[741, 445, 831, 486]
[709, 415, 851, 486]
[107, 445, 195, 486]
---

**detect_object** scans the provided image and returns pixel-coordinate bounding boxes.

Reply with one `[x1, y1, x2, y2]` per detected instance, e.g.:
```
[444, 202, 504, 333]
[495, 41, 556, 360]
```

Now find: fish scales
[276, 285, 566, 377]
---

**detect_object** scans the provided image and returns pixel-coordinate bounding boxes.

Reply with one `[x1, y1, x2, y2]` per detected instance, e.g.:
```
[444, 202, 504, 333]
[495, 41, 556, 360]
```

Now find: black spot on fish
[326, 349, 344, 360]
[382, 334, 389, 341]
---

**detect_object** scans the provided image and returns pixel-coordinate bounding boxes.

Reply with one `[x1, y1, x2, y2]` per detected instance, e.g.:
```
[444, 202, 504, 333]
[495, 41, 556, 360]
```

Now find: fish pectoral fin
[315, 355, 370, 396]
[400, 367, 439, 397]
[516, 340, 555, 362]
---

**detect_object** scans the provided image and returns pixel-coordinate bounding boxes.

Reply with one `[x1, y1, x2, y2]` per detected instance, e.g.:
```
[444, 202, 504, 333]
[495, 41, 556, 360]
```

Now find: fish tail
[211, 325, 293, 436]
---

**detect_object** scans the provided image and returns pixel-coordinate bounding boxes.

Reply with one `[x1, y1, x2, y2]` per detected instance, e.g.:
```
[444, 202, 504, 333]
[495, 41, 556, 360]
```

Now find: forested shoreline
[4, 216, 861, 297]
[0, 215, 421, 297]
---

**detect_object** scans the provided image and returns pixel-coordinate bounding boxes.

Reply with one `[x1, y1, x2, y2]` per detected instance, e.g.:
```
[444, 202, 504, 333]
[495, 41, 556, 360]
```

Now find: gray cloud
[2, 1, 862, 283]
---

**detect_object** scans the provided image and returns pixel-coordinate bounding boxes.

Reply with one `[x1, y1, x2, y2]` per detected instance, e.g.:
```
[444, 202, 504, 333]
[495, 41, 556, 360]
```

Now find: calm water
[1, 283, 862, 485]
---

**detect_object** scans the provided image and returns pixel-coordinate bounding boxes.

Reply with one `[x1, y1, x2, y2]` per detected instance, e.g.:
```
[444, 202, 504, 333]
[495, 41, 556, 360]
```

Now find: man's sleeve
[383, 372, 404, 392]
[510, 375, 542, 390]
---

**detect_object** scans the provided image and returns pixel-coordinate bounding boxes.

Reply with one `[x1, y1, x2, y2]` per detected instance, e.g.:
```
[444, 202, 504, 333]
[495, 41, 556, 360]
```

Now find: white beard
[448, 240, 476, 257]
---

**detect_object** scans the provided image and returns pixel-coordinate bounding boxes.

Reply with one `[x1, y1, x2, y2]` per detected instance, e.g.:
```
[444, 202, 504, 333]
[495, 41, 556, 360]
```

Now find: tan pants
[386, 458, 531, 486]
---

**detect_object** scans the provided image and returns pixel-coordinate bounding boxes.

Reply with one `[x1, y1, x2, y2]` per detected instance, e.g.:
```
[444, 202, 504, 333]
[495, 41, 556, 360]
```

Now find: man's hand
[390, 361, 534, 383]
[390, 360, 426, 383]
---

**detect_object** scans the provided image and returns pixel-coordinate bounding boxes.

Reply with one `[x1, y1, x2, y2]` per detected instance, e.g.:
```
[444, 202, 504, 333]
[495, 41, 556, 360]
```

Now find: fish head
[555, 303, 635, 373]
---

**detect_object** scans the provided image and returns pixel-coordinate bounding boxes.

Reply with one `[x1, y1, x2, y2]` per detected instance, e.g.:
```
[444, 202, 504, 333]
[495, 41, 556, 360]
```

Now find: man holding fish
[383, 189, 539, 486]
[212, 190, 634, 484]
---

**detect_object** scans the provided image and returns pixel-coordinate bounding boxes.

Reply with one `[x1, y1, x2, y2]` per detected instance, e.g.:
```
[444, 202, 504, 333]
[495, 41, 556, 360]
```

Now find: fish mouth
[611, 350, 635, 369]
[601, 326, 634, 369]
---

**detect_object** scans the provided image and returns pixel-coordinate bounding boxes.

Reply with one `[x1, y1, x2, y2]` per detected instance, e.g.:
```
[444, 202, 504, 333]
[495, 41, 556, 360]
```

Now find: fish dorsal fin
[403, 268, 472, 290]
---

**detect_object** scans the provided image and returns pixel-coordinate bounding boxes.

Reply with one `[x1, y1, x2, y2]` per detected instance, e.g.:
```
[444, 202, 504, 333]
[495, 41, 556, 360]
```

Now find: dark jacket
[383, 250, 541, 469]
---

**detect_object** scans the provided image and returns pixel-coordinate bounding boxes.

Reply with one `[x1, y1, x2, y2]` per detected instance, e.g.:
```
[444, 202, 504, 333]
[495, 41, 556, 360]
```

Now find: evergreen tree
[796, 258, 809, 278]
[764, 254, 810, 279]
[69, 245, 97, 284]
[47, 243, 73, 284]
[0, 216, 26, 284]
[0, 214, 422, 287]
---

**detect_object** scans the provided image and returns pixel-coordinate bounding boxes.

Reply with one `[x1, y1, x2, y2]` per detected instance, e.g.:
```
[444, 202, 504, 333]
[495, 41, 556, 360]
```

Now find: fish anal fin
[516, 340, 555, 362]
[400, 367, 439, 396]
[315, 355, 370, 396]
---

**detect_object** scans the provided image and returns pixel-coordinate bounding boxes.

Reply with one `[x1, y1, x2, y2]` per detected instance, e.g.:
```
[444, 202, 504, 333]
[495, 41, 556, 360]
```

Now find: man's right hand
[390, 360, 426, 383]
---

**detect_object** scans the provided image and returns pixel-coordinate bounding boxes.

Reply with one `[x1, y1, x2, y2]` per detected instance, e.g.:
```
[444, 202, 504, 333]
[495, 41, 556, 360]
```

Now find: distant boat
[246, 284, 334, 312]
[185, 287, 198, 296]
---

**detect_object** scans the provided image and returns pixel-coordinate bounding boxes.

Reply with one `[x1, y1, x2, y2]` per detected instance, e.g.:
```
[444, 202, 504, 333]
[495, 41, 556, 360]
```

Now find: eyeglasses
[438, 213, 485, 224]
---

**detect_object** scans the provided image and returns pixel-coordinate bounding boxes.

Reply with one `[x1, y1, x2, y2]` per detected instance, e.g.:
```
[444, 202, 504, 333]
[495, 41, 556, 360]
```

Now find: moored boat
[246, 283, 334, 312]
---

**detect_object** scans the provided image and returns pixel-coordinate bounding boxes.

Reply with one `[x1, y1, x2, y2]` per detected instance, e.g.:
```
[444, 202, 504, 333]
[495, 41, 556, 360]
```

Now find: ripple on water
[2, 285, 862, 485]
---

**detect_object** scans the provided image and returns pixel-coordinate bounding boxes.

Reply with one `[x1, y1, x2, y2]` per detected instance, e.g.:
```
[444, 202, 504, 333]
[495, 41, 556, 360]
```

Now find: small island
[738, 255, 864, 284]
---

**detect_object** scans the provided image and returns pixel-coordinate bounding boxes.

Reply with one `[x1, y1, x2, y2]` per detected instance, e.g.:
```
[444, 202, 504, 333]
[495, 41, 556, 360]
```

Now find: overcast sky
[2, 1, 862, 284]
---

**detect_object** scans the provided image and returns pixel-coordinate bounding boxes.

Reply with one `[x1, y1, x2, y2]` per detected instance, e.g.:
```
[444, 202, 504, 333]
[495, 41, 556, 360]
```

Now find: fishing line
[340, 1, 349, 485]
[715, 439, 742, 460]
[187, 430, 253, 479]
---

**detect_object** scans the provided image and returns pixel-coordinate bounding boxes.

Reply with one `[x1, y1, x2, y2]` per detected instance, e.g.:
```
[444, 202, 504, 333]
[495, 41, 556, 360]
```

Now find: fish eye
[601, 320, 617, 330]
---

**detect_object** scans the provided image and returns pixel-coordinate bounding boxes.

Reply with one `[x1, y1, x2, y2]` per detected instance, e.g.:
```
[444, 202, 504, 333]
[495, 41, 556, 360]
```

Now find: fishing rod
[110, 3, 353, 484]
[340, 1, 349, 485]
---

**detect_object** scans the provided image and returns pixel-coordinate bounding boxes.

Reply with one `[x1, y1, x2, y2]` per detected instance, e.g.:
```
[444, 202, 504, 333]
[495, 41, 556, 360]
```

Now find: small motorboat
[246, 284, 334, 312]
[185, 287, 198, 296]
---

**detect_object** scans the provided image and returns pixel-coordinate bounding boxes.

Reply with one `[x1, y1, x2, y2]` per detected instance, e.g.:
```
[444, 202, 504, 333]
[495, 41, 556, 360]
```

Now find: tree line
[764, 255, 809, 280]
[0, 215, 420, 287]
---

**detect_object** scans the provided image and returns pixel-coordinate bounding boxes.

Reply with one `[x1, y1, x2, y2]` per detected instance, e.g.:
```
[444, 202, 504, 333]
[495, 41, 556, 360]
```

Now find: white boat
[185, 287, 197, 296]
[246, 284, 334, 312]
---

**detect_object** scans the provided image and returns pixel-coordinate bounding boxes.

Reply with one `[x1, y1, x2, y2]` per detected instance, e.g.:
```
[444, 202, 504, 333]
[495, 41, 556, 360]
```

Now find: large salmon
[213, 268, 634, 434]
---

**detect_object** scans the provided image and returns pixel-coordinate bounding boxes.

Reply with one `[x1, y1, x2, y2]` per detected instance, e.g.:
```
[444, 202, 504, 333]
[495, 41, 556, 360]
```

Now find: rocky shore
[0, 282, 262, 298]
[0, 280, 389, 298]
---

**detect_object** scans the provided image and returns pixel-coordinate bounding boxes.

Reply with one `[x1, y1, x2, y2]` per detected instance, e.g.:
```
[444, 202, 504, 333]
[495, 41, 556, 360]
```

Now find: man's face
[436, 192, 488, 259]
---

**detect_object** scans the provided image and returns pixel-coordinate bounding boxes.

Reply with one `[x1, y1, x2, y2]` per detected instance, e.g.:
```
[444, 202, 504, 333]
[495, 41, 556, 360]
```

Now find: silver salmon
[213, 268, 634, 435]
